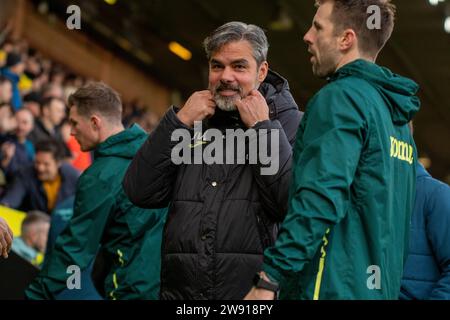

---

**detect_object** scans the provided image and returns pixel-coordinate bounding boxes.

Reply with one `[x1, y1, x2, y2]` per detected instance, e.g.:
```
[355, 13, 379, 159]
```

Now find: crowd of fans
[0, 37, 160, 266]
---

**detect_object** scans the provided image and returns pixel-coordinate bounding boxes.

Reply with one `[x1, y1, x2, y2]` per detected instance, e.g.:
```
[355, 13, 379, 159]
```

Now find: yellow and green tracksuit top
[26, 124, 167, 300]
[263, 59, 420, 299]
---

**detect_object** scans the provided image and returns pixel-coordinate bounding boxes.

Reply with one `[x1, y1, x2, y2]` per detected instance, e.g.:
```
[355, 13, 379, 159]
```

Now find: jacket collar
[416, 163, 430, 178]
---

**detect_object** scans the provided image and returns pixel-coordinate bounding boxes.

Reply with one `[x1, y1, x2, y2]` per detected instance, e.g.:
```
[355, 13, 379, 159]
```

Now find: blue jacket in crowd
[400, 164, 450, 300]
[0, 68, 22, 111]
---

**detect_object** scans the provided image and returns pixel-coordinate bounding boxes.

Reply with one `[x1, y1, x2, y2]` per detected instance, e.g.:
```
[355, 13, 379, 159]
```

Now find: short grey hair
[203, 21, 269, 66]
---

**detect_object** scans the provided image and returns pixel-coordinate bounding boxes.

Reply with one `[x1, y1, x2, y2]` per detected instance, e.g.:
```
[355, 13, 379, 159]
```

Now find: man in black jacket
[123, 21, 302, 300]
[29, 97, 71, 159]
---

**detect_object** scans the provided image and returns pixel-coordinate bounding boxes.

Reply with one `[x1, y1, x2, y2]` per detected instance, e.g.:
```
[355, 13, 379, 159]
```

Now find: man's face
[48, 99, 66, 126]
[0, 105, 16, 133]
[44, 85, 64, 99]
[25, 222, 50, 253]
[11, 62, 25, 75]
[303, 2, 341, 78]
[69, 106, 99, 152]
[15, 110, 34, 139]
[24, 101, 41, 118]
[30, 222, 50, 253]
[34, 151, 60, 182]
[0, 81, 12, 103]
[208, 40, 268, 111]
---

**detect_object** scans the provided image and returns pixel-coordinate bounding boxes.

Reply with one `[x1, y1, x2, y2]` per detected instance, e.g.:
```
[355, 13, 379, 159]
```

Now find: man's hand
[0, 217, 13, 259]
[235, 90, 270, 128]
[1, 142, 16, 168]
[244, 287, 275, 300]
[244, 271, 277, 300]
[177, 90, 216, 127]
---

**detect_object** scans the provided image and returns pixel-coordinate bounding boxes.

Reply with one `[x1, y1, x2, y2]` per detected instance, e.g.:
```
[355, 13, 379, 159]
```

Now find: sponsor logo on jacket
[390, 136, 413, 165]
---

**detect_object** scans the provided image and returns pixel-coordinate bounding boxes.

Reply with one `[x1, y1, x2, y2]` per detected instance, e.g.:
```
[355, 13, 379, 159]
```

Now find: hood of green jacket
[94, 124, 148, 159]
[331, 59, 420, 125]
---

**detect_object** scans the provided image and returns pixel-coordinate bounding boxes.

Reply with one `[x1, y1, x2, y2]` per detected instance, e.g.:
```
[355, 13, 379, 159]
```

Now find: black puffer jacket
[123, 70, 302, 300]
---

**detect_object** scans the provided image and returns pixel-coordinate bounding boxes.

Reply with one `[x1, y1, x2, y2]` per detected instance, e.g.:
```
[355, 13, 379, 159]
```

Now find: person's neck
[17, 135, 26, 144]
[41, 117, 55, 133]
[23, 237, 34, 249]
[45, 173, 60, 183]
[98, 124, 125, 144]
[10, 66, 21, 75]
[335, 51, 375, 72]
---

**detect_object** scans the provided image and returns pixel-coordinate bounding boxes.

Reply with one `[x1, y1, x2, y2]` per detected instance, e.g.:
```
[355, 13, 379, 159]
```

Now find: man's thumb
[235, 97, 244, 109]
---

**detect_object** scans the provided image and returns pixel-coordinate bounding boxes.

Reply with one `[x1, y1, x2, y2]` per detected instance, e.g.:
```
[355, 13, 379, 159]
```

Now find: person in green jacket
[245, 0, 420, 300]
[26, 82, 167, 300]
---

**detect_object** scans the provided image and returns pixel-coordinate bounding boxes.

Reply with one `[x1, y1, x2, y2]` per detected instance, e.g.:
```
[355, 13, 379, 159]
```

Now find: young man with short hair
[26, 82, 167, 300]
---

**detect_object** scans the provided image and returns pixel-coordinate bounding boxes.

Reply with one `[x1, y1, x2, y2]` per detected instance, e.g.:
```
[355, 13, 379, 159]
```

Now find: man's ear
[257, 61, 269, 83]
[91, 115, 101, 130]
[339, 29, 357, 52]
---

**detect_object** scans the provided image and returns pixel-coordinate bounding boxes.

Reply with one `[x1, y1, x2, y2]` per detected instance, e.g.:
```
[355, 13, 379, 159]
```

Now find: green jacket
[26, 124, 167, 300]
[263, 59, 420, 300]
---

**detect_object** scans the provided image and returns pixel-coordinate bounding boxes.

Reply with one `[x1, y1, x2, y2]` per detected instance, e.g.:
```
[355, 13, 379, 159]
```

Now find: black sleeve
[123, 107, 190, 208]
[251, 104, 302, 222]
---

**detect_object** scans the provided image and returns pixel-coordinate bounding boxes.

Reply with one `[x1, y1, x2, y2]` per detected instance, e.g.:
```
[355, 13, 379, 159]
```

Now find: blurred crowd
[0, 37, 161, 266]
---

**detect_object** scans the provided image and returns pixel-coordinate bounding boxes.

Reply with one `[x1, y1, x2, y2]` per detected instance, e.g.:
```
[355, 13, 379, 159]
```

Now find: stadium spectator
[29, 96, 71, 159]
[400, 123, 450, 300]
[41, 83, 64, 100]
[11, 210, 50, 268]
[23, 91, 42, 118]
[0, 140, 79, 213]
[1, 108, 35, 180]
[0, 102, 15, 137]
[0, 75, 13, 104]
[0, 51, 25, 111]
[29, 97, 65, 145]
